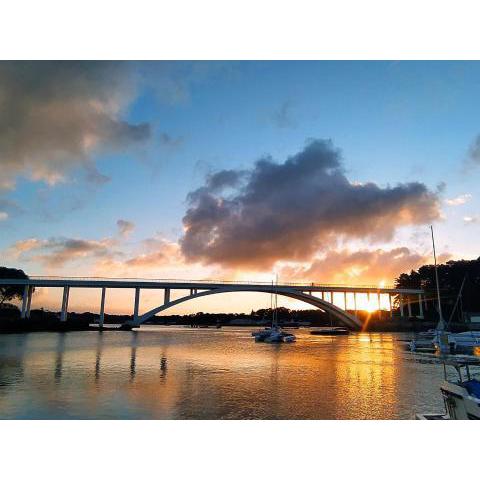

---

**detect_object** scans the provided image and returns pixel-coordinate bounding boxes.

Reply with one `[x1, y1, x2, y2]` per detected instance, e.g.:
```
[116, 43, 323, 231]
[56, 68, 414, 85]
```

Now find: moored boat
[415, 357, 480, 420]
[310, 327, 349, 335]
[252, 277, 296, 343]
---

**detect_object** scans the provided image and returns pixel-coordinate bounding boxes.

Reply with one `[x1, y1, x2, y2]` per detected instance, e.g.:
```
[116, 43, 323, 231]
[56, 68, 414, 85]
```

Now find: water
[0, 327, 464, 419]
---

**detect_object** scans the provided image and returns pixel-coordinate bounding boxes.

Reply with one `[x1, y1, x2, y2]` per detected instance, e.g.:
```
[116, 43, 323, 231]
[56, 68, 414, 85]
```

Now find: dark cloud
[0, 61, 151, 189]
[180, 139, 441, 269]
[204, 169, 245, 192]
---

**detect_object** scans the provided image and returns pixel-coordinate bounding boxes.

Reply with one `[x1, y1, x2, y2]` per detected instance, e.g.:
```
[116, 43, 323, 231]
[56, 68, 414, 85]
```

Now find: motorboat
[310, 327, 349, 335]
[415, 357, 480, 420]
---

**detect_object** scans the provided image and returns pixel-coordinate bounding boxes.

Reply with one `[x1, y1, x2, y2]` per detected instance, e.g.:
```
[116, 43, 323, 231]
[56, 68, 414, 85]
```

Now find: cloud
[271, 100, 297, 129]
[117, 219, 135, 238]
[0, 61, 151, 190]
[124, 237, 181, 268]
[9, 236, 116, 267]
[0, 197, 22, 218]
[468, 134, 480, 166]
[8, 238, 43, 256]
[180, 139, 441, 269]
[445, 194, 472, 206]
[280, 247, 436, 285]
[463, 216, 478, 224]
[159, 132, 184, 148]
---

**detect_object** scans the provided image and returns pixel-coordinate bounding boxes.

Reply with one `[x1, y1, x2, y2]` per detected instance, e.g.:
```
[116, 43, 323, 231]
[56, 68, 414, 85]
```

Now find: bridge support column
[377, 292, 381, 312]
[60, 286, 70, 322]
[26, 286, 33, 318]
[388, 294, 392, 320]
[20, 285, 29, 319]
[399, 295, 404, 317]
[99, 287, 106, 328]
[407, 297, 412, 318]
[321, 291, 324, 300]
[164, 288, 171, 304]
[343, 291, 347, 311]
[353, 293, 357, 316]
[133, 287, 140, 323]
[418, 294, 424, 318]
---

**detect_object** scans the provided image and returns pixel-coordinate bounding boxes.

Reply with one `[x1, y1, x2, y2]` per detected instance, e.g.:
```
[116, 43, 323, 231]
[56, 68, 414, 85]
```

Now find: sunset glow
[1, 61, 478, 315]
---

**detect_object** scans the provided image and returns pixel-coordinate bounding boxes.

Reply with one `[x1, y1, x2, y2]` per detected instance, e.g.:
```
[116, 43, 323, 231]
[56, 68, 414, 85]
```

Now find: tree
[395, 257, 480, 320]
[0, 267, 29, 308]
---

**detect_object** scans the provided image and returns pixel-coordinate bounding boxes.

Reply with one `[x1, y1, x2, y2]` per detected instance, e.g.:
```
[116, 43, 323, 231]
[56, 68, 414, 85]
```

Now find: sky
[1, 60, 480, 315]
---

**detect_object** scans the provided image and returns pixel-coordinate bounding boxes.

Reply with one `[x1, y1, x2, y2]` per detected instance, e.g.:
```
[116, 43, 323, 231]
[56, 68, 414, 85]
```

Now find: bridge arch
[132, 287, 362, 330]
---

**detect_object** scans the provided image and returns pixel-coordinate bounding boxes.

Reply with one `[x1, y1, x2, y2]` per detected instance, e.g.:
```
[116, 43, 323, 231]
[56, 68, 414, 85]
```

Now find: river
[0, 327, 468, 419]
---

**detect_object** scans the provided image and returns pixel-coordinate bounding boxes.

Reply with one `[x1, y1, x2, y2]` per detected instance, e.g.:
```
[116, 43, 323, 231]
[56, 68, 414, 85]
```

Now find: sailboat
[251, 277, 296, 343]
[432, 275, 480, 353]
[410, 226, 480, 353]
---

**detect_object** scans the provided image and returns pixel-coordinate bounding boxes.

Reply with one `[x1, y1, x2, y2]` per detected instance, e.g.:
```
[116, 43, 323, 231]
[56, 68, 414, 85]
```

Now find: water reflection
[0, 328, 452, 419]
[95, 332, 103, 383]
[130, 331, 138, 383]
[54, 333, 66, 384]
[160, 355, 168, 380]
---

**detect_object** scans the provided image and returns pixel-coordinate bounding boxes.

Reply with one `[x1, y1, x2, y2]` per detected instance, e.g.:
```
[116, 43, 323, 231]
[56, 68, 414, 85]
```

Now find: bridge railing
[20, 275, 397, 289]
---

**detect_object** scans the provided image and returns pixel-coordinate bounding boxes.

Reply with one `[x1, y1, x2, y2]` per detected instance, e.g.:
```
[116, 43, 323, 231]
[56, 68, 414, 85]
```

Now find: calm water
[0, 327, 463, 419]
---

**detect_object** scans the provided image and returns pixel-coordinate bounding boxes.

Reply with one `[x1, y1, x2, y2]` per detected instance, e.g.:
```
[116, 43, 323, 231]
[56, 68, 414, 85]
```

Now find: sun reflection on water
[0, 328, 447, 419]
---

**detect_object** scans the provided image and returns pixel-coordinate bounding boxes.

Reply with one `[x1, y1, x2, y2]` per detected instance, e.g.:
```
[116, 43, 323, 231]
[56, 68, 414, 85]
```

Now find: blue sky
[1, 61, 480, 312]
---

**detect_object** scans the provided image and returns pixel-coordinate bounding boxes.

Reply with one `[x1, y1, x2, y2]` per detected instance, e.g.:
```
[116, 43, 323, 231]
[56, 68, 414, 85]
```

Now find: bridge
[0, 276, 426, 330]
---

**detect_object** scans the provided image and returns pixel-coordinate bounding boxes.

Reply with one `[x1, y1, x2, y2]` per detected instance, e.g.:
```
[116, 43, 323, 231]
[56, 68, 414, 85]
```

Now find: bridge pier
[164, 288, 171, 304]
[418, 293, 423, 318]
[388, 294, 393, 320]
[407, 297, 412, 317]
[26, 286, 32, 318]
[399, 294, 404, 317]
[133, 287, 141, 323]
[60, 286, 70, 322]
[20, 285, 29, 319]
[99, 287, 106, 328]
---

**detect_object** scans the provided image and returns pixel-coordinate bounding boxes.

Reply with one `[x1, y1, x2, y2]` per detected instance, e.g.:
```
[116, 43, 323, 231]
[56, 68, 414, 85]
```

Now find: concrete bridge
[0, 276, 426, 330]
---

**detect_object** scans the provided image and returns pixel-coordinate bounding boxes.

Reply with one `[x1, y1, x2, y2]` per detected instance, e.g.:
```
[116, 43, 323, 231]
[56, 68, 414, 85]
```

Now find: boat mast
[274, 274, 278, 327]
[430, 225, 444, 330]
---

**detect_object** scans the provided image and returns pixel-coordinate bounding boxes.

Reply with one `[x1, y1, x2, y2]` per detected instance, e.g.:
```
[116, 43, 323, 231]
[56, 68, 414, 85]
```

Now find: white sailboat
[252, 276, 296, 343]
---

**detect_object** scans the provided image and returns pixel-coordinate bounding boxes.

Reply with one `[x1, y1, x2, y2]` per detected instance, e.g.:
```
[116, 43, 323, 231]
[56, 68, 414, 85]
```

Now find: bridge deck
[0, 276, 423, 294]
